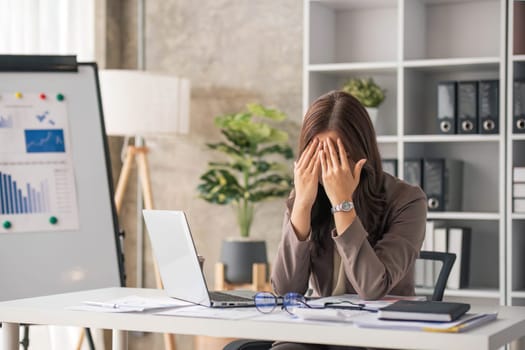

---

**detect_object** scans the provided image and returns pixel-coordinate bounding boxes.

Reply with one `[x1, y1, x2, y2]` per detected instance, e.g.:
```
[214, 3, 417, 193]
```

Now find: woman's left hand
[319, 138, 366, 206]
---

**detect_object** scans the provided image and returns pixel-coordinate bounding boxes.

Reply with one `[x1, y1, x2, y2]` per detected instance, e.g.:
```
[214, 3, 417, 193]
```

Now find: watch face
[341, 201, 353, 211]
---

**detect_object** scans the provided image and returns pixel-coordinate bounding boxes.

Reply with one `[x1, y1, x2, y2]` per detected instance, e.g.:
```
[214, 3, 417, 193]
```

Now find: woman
[270, 90, 427, 350]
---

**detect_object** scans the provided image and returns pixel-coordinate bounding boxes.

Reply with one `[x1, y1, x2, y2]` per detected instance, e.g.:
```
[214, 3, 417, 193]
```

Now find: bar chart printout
[0, 172, 50, 214]
[0, 91, 79, 233]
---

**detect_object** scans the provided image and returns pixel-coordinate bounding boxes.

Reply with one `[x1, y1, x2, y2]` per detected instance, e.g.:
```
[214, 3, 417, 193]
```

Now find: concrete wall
[99, 1, 303, 348]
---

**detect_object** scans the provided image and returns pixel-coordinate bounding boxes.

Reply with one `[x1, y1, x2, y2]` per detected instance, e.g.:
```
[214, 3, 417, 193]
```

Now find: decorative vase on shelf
[365, 107, 379, 127]
[220, 237, 268, 284]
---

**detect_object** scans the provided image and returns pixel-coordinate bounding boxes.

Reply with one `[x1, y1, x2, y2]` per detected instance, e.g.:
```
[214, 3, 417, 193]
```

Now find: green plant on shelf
[342, 77, 386, 108]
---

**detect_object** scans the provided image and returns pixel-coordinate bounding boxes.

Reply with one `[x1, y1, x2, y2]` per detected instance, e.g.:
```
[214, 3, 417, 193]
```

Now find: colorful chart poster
[0, 92, 79, 233]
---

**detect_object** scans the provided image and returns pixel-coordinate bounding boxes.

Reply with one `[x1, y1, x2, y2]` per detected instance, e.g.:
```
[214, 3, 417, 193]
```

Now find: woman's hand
[290, 138, 321, 240]
[319, 138, 366, 206]
[293, 138, 321, 210]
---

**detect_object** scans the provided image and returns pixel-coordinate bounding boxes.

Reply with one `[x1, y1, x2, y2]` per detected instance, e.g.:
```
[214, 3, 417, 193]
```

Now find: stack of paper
[353, 312, 498, 333]
[68, 295, 191, 313]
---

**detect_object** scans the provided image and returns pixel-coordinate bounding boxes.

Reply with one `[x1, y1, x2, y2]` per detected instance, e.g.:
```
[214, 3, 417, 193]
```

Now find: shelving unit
[507, 0, 525, 309]
[304, 0, 507, 305]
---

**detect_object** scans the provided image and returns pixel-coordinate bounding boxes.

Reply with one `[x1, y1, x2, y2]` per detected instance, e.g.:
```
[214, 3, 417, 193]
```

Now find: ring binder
[423, 159, 463, 212]
[437, 82, 457, 134]
[478, 80, 499, 134]
[457, 81, 478, 134]
[382, 159, 398, 177]
[403, 159, 423, 188]
[514, 81, 525, 134]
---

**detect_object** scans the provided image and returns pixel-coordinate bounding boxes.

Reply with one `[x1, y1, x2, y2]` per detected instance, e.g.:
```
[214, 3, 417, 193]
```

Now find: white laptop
[143, 209, 257, 307]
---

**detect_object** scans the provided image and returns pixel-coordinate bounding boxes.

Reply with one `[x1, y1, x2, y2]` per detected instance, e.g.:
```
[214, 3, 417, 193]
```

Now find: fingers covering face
[322, 138, 349, 168]
[296, 138, 322, 175]
[337, 138, 349, 169]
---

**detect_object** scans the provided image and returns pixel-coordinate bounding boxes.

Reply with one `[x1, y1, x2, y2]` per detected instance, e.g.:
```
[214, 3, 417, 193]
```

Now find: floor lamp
[98, 69, 190, 350]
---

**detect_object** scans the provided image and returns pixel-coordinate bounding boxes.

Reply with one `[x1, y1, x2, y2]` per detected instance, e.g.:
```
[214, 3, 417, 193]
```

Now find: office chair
[222, 250, 456, 350]
[419, 250, 456, 302]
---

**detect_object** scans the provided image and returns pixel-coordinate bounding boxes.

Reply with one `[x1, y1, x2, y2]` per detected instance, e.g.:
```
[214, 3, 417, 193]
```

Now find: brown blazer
[270, 174, 427, 300]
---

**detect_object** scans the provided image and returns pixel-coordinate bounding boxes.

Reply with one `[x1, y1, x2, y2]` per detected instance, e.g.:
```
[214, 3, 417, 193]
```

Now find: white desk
[1, 287, 525, 350]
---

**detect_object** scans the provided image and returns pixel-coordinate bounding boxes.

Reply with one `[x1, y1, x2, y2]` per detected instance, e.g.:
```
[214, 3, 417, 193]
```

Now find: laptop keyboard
[209, 291, 253, 302]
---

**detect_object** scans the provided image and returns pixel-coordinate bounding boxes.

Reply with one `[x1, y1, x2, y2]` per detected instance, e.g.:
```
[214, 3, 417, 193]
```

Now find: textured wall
[104, 1, 303, 349]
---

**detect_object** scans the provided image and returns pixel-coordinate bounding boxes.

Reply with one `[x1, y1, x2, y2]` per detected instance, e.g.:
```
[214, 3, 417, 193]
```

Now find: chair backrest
[418, 250, 456, 301]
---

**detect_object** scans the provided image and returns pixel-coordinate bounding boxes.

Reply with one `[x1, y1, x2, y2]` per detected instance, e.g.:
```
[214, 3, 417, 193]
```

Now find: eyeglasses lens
[254, 292, 277, 313]
[283, 292, 306, 314]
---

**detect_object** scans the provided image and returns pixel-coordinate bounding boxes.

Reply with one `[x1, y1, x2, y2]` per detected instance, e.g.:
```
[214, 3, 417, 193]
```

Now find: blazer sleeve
[270, 208, 314, 296]
[333, 187, 427, 300]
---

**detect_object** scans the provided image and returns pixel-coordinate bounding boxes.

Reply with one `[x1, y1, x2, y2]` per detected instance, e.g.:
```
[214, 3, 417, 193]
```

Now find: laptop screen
[143, 209, 212, 307]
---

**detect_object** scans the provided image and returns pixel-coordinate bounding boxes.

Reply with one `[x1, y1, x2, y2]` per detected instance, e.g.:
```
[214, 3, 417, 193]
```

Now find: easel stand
[114, 144, 176, 350]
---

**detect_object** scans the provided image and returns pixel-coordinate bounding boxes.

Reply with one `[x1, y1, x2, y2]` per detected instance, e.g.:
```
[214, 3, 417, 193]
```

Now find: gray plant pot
[220, 238, 268, 284]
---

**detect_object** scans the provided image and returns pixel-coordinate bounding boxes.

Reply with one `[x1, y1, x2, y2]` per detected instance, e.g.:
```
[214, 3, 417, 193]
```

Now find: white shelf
[308, 62, 397, 75]
[512, 291, 525, 298]
[513, 55, 525, 62]
[512, 213, 525, 220]
[310, 0, 397, 11]
[403, 57, 501, 72]
[377, 135, 398, 143]
[416, 287, 501, 299]
[402, 135, 501, 143]
[511, 134, 525, 141]
[427, 212, 501, 221]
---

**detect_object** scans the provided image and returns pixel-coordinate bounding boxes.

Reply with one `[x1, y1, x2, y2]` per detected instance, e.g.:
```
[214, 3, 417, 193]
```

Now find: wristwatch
[331, 200, 354, 214]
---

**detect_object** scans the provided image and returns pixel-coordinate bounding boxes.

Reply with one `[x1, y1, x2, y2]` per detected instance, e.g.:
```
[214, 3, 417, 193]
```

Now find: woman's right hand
[293, 138, 321, 211]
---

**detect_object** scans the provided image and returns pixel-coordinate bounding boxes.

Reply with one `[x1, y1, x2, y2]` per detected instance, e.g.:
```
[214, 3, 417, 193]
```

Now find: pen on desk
[83, 301, 121, 309]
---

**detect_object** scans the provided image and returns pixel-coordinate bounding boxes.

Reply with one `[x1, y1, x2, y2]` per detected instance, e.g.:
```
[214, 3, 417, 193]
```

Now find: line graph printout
[0, 92, 79, 233]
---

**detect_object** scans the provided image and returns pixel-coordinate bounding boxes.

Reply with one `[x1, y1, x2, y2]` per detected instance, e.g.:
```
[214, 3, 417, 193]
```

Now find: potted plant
[342, 77, 386, 126]
[197, 103, 294, 284]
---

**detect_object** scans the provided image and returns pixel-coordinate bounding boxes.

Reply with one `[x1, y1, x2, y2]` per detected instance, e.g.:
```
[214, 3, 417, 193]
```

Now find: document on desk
[352, 312, 498, 332]
[156, 305, 262, 320]
[308, 294, 426, 311]
[68, 295, 192, 313]
[292, 308, 369, 323]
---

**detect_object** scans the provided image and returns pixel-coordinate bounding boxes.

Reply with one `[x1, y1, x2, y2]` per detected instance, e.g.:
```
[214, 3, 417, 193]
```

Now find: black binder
[514, 80, 525, 134]
[423, 159, 463, 211]
[382, 159, 398, 177]
[478, 80, 499, 134]
[403, 159, 423, 188]
[378, 300, 470, 322]
[437, 82, 457, 134]
[457, 81, 478, 134]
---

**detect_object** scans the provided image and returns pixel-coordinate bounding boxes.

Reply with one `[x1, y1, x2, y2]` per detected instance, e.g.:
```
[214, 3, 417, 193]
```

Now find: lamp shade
[98, 69, 190, 136]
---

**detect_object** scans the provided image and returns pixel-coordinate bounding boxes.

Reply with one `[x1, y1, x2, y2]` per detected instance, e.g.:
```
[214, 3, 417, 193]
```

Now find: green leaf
[256, 144, 294, 159]
[249, 174, 292, 190]
[246, 103, 286, 121]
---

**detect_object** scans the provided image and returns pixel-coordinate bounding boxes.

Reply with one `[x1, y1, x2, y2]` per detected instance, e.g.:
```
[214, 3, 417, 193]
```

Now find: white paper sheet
[67, 295, 191, 313]
[156, 305, 262, 319]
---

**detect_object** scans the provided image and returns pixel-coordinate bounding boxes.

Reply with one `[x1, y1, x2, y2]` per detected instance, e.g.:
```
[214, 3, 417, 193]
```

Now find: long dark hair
[288, 90, 387, 250]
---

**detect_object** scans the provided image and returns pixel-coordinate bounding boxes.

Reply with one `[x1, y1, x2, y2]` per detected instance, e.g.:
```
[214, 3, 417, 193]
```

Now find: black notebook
[378, 300, 470, 322]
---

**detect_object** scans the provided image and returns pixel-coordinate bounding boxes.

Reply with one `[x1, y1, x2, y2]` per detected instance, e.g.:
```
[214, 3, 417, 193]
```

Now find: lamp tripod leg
[114, 146, 136, 214]
[135, 147, 176, 350]
[136, 148, 153, 210]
